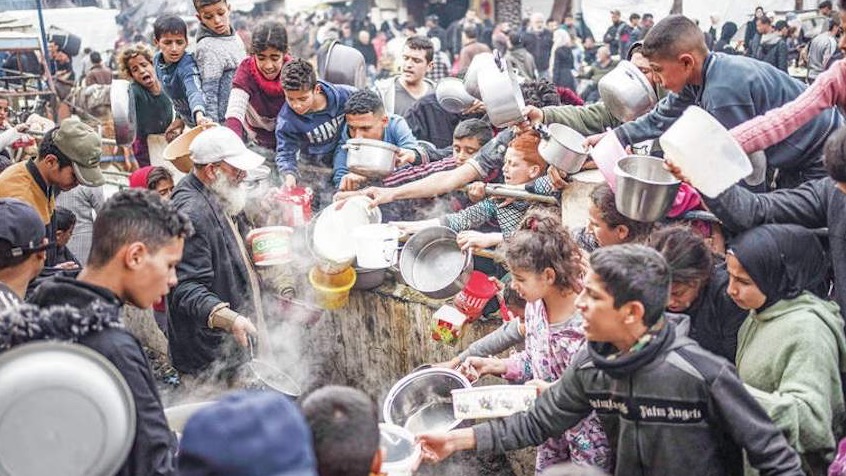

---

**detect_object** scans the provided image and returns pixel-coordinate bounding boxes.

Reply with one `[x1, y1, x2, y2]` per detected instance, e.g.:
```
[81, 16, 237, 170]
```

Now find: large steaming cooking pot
[0, 342, 136, 476]
[398, 226, 473, 299]
[598, 60, 659, 123]
[319, 41, 368, 89]
[110, 79, 137, 146]
[343, 138, 399, 178]
[383, 365, 471, 435]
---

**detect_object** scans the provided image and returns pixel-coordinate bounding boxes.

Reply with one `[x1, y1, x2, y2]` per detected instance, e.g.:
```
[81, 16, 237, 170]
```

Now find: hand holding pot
[432, 357, 462, 370]
[164, 118, 185, 143]
[394, 148, 417, 167]
[360, 186, 396, 206]
[546, 165, 569, 190]
[339, 172, 368, 192]
[466, 181, 486, 203]
[418, 430, 474, 464]
[462, 99, 486, 115]
[522, 105, 544, 127]
[457, 230, 501, 252]
[584, 131, 608, 149]
[460, 356, 506, 380]
[663, 158, 691, 184]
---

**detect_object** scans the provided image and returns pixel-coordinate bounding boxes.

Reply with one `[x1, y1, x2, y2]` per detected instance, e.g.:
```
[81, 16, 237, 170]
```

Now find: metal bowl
[398, 226, 472, 299]
[319, 41, 367, 89]
[599, 60, 658, 123]
[352, 266, 387, 290]
[383, 366, 471, 435]
[463, 52, 495, 100]
[614, 155, 680, 222]
[436, 78, 476, 114]
[343, 138, 399, 178]
[537, 123, 589, 174]
[0, 342, 136, 476]
[110, 79, 137, 146]
[478, 61, 525, 128]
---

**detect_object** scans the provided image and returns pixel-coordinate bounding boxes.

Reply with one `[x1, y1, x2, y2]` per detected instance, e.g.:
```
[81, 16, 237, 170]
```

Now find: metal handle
[247, 335, 258, 359]
[533, 123, 551, 141]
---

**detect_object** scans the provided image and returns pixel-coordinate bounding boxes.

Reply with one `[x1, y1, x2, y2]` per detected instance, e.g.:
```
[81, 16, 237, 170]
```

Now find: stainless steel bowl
[614, 155, 680, 222]
[478, 63, 526, 128]
[343, 138, 399, 178]
[398, 226, 472, 299]
[383, 366, 471, 434]
[436, 78, 476, 114]
[352, 266, 387, 290]
[599, 60, 659, 123]
[319, 41, 367, 89]
[537, 123, 589, 174]
[463, 52, 495, 99]
[110, 79, 137, 146]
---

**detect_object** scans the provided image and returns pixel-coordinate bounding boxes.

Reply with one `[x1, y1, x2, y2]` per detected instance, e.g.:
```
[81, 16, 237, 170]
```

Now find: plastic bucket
[452, 271, 499, 321]
[379, 423, 421, 476]
[353, 224, 400, 269]
[308, 266, 357, 310]
[659, 106, 752, 198]
[246, 226, 294, 266]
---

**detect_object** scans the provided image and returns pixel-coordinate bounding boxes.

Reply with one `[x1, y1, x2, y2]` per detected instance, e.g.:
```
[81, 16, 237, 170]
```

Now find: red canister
[273, 187, 314, 227]
[452, 271, 499, 321]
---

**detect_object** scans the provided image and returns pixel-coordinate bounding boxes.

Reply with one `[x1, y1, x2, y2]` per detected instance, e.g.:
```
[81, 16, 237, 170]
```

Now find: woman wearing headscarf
[727, 224, 846, 475]
[551, 29, 576, 92]
[715, 22, 739, 54]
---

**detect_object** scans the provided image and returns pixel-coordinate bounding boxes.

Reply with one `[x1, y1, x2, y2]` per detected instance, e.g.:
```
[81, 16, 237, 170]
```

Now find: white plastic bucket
[659, 106, 753, 198]
[379, 423, 421, 476]
[353, 224, 399, 269]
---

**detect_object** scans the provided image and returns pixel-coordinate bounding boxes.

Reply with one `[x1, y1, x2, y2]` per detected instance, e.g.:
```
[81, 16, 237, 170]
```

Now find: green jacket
[541, 102, 620, 136]
[736, 292, 846, 471]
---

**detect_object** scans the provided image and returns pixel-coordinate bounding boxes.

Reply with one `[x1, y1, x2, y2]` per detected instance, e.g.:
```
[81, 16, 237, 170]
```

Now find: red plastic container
[452, 271, 499, 321]
[274, 187, 313, 227]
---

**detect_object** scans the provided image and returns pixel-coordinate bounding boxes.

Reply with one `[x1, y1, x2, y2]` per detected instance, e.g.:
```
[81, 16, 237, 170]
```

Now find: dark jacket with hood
[614, 53, 842, 190]
[685, 264, 748, 363]
[703, 178, 846, 319]
[715, 22, 740, 54]
[23, 277, 176, 476]
[473, 315, 803, 476]
[167, 173, 254, 375]
[749, 32, 788, 72]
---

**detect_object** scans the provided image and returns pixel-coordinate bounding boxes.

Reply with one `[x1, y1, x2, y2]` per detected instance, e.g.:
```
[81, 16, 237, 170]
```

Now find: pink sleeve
[503, 351, 531, 383]
[730, 60, 846, 154]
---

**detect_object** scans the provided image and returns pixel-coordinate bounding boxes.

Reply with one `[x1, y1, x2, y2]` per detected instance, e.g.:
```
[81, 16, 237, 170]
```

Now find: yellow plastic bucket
[308, 266, 357, 310]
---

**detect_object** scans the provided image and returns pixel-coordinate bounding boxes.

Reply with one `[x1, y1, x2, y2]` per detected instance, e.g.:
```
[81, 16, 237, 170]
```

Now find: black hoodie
[23, 277, 176, 476]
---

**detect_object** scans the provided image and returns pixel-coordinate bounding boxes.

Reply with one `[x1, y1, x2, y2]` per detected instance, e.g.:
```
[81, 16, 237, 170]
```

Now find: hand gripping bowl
[613, 155, 681, 222]
[398, 226, 473, 300]
[0, 342, 136, 476]
[383, 366, 472, 435]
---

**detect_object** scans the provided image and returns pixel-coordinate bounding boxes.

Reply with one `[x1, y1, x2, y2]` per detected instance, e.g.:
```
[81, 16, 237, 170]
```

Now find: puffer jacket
[473, 316, 803, 476]
[167, 173, 255, 376]
[21, 277, 176, 476]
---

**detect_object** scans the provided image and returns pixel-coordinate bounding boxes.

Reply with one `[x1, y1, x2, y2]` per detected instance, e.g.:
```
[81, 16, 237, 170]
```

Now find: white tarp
[1, 7, 119, 56]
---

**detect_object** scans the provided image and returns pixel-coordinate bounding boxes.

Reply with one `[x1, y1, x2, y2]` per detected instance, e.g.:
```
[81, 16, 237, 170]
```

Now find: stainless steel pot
[319, 41, 368, 89]
[614, 155, 680, 222]
[599, 60, 659, 123]
[343, 138, 399, 178]
[110, 79, 137, 146]
[478, 52, 525, 128]
[383, 365, 471, 434]
[398, 226, 472, 299]
[463, 52, 495, 99]
[536, 123, 589, 174]
[352, 266, 387, 290]
[436, 77, 476, 114]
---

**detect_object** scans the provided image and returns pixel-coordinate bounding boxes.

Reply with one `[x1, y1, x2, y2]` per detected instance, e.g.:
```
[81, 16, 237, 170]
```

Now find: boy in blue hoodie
[152, 15, 209, 131]
[274, 58, 356, 188]
[193, 0, 246, 123]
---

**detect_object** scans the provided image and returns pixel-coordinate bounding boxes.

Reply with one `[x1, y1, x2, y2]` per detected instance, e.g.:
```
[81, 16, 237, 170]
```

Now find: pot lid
[0, 342, 136, 476]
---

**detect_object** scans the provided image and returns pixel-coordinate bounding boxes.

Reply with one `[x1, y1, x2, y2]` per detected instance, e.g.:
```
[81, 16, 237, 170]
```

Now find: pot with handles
[536, 123, 590, 174]
[478, 52, 526, 128]
[343, 138, 399, 178]
[599, 60, 659, 123]
[398, 226, 473, 299]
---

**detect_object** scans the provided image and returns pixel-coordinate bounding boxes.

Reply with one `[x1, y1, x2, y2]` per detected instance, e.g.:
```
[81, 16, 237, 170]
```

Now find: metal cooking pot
[319, 41, 367, 89]
[383, 365, 471, 434]
[536, 123, 589, 174]
[398, 226, 472, 299]
[436, 77, 476, 114]
[247, 337, 302, 398]
[478, 53, 525, 128]
[343, 138, 399, 178]
[352, 266, 387, 290]
[110, 79, 137, 146]
[614, 155, 680, 222]
[0, 342, 136, 476]
[463, 52, 495, 100]
[599, 60, 659, 123]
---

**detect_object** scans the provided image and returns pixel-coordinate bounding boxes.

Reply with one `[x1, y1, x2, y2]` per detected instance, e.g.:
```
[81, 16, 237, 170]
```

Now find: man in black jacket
[25, 188, 194, 476]
[167, 126, 262, 379]
[418, 245, 803, 475]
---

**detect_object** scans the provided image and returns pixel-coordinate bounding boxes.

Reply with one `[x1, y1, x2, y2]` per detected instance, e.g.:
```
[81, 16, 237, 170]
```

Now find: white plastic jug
[379, 423, 421, 476]
[659, 106, 753, 198]
[353, 224, 399, 269]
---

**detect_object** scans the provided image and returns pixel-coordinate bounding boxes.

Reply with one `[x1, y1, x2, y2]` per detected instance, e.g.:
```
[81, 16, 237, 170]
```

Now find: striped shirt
[0, 282, 21, 311]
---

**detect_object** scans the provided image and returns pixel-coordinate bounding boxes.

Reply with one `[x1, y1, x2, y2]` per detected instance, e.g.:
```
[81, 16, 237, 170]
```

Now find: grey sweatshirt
[472, 316, 803, 476]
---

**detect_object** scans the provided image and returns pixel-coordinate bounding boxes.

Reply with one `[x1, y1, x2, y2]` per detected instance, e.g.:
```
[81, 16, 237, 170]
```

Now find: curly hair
[520, 79, 561, 108]
[507, 131, 546, 169]
[251, 20, 288, 55]
[116, 43, 155, 81]
[344, 89, 384, 115]
[500, 207, 584, 294]
[281, 58, 317, 91]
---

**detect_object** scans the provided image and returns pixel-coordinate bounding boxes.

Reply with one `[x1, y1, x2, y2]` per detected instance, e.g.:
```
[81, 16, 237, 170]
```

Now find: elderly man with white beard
[167, 126, 263, 382]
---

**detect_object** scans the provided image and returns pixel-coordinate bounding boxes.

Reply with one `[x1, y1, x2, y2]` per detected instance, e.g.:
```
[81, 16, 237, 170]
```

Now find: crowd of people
[2, 0, 846, 474]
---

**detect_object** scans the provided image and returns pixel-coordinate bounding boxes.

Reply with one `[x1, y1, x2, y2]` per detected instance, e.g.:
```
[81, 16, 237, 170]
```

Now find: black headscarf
[728, 224, 828, 311]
